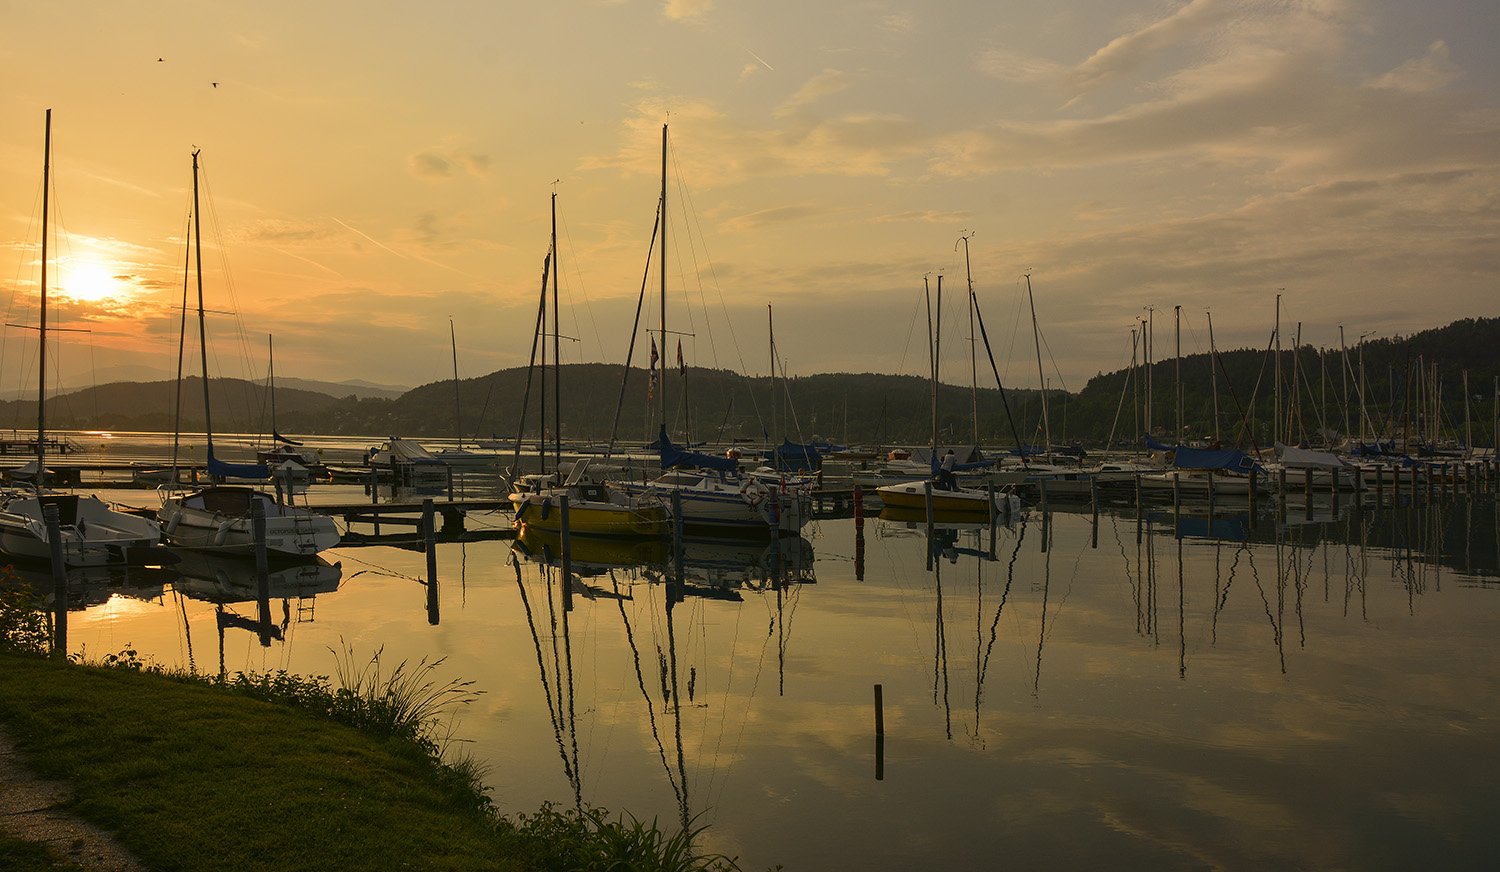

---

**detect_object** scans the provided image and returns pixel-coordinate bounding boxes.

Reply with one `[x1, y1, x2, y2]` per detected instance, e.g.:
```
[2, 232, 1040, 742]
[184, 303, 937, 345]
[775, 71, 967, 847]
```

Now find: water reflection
[506, 529, 818, 830]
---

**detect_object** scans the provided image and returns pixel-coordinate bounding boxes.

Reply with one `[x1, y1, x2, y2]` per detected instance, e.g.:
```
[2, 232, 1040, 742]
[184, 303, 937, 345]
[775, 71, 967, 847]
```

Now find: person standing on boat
[937, 449, 957, 491]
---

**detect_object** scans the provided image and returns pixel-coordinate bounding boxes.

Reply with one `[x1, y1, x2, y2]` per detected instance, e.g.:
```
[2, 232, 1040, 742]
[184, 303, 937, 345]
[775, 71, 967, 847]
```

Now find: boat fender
[740, 479, 768, 509]
[164, 512, 181, 535]
[213, 518, 234, 546]
[515, 500, 531, 521]
[539, 497, 552, 520]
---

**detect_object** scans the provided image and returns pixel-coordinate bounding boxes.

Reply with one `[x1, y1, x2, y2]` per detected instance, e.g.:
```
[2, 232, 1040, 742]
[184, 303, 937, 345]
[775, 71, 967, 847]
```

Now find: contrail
[742, 45, 774, 71]
[329, 216, 472, 277]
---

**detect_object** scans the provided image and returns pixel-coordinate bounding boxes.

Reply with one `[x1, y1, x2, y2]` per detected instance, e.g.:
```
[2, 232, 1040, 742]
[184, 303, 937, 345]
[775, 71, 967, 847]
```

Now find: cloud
[975, 48, 1062, 84]
[775, 69, 853, 118]
[718, 204, 831, 232]
[409, 146, 490, 179]
[1064, 0, 1236, 95]
[1369, 41, 1461, 93]
[663, 0, 712, 22]
[873, 210, 975, 225]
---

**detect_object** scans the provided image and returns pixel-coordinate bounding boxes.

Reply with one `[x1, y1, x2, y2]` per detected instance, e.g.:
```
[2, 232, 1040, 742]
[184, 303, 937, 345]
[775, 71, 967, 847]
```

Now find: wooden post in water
[1089, 477, 1099, 549]
[1172, 472, 1182, 540]
[671, 490, 685, 586]
[1135, 474, 1143, 544]
[560, 494, 573, 612]
[1392, 466, 1401, 506]
[873, 683, 885, 781]
[924, 481, 935, 571]
[1331, 468, 1340, 513]
[1039, 480, 1049, 553]
[250, 499, 273, 648]
[1207, 469, 1216, 521]
[1248, 467, 1258, 522]
[988, 482, 997, 529]
[447, 465, 455, 502]
[44, 503, 66, 659]
[368, 466, 380, 535]
[853, 485, 864, 530]
[423, 498, 439, 625]
[1277, 467, 1288, 516]
[1304, 468, 1313, 521]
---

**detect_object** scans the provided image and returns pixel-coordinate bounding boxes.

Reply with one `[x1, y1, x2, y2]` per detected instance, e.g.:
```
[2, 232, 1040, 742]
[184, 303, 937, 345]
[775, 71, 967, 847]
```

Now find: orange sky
[3, 0, 1497, 396]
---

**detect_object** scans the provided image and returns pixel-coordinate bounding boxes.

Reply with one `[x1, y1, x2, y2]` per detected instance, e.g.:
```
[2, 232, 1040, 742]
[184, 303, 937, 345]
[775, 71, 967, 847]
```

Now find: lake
[24, 447, 1500, 870]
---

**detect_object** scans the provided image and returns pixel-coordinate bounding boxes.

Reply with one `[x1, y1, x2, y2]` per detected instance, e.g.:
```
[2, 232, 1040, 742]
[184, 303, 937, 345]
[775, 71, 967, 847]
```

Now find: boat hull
[157, 487, 340, 557]
[510, 493, 670, 537]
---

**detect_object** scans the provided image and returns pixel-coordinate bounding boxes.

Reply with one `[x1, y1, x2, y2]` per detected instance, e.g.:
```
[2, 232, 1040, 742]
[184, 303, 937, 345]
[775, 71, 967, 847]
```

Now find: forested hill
[7, 317, 1496, 446]
[1064, 316, 1500, 446]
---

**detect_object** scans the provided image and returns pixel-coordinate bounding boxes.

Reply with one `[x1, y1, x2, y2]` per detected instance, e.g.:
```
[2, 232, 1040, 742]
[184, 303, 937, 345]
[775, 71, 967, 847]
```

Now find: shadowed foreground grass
[0, 653, 748, 872]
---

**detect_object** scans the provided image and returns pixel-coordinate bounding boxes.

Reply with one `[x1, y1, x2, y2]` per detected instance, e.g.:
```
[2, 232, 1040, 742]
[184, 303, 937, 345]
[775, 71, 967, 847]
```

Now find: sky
[1, 0, 1497, 396]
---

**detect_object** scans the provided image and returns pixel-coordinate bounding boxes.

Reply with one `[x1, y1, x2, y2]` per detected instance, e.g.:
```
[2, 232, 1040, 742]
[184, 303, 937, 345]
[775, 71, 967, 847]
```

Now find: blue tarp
[1143, 433, 1176, 452]
[655, 426, 738, 473]
[273, 430, 303, 447]
[207, 448, 270, 480]
[1171, 446, 1259, 473]
[770, 439, 822, 472]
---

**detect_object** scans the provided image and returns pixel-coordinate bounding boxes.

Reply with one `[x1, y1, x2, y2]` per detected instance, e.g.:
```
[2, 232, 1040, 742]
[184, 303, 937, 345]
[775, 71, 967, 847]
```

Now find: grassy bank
[0, 593, 749, 872]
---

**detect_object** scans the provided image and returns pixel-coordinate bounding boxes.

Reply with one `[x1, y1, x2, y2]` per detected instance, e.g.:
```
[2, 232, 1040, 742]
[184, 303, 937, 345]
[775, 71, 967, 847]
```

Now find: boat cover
[207, 448, 270, 480]
[1275, 442, 1350, 469]
[654, 426, 737, 473]
[1171, 446, 1259, 473]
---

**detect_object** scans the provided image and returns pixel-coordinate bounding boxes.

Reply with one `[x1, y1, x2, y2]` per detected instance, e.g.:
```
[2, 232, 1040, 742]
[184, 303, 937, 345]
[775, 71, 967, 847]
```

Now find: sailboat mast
[659, 123, 668, 429]
[1174, 306, 1182, 444]
[193, 149, 215, 457]
[1339, 326, 1349, 439]
[1464, 369, 1471, 453]
[1025, 273, 1051, 460]
[1274, 293, 1281, 447]
[268, 334, 277, 437]
[551, 192, 561, 471]
[449, 319, 461, 449]
[768, 304, 776, 446]
[1207, 310, 1220, 444]
[925, 276, 936, 461]
[35, 109, 51, 491]
[960, 233, 978, 445]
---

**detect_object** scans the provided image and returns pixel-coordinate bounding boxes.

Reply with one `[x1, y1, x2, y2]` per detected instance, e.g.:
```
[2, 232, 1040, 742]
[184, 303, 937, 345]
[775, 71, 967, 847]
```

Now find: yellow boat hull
[511, 494, 670, 537]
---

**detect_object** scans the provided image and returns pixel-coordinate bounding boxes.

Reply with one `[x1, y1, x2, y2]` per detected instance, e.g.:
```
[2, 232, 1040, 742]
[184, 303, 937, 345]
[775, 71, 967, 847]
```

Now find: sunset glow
[1, 1, 1496, 391]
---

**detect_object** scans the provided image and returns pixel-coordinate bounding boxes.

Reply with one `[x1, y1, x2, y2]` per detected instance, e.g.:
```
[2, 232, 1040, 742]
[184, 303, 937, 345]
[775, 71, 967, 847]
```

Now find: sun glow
[58, 258, 121, 303]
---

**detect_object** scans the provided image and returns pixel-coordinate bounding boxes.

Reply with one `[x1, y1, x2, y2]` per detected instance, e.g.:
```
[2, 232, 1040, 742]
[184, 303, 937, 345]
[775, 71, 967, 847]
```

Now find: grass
[0, 832, 91, 872]
[0, 642, 752, 871]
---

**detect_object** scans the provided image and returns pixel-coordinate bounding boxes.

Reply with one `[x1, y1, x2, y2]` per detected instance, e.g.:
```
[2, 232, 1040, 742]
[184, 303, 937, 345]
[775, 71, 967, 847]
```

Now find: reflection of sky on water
[50, 496, 1500, 870]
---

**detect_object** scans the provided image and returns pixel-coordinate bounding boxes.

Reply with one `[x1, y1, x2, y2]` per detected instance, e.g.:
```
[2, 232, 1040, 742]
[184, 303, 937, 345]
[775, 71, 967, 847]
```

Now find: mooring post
[853, 484, 864, 531]
[1206, 469, 1216, 520]
[1277, 467, 1288, 519]
[368, 465, 380, 535]
[560, 494, 573, 612]
[1135, 474, 1144, 544]
[1304, 468, 1314, 521]
[1330, 467, 1340, 513]
[988, 482, 997, 529]
[672, 490, 685, 590]
[1089, 477, 1099, 549]
[422, 498, 439, 625]
[874, 683, 885, 782]
[1248, 467, 1258, 522]
[1039, 480, 1049, 553]
[1172, 472, 1182, 540]
[250, 497, 272, 637]
[43, 503, 66, 659]
[924, 481, 935, 571]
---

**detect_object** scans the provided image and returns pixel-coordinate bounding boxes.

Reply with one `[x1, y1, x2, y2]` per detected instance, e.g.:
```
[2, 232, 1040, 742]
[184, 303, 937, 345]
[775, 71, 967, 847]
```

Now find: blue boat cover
[771, 439, 822, 471]
[1143, 433, 1176, 452]
[1171, 446, 1259, 473]
[208, 447, 271, 480]
[273, 430, 303, 447]
[655, 426, 737, 473]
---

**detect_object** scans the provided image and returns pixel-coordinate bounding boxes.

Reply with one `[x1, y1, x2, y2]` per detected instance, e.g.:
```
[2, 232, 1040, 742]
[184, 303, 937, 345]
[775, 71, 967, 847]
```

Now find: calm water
[26, 443, 1500, 870]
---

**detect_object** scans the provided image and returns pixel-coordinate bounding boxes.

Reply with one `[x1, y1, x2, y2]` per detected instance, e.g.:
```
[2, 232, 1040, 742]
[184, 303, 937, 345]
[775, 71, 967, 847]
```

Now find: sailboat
[607, 124, 810, 535]
[254, 334, 323, 489]
[509, 191, 671, 537]
[876, 275, 1019, 520]
[0, 110, 170, 568]
[156, 149, 341, 558]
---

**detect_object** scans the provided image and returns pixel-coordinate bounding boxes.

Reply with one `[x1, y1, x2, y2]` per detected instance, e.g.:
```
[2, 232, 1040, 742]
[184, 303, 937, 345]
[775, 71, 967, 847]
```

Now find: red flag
[648, 338, 659, 401]
[676, 340, 685, 375]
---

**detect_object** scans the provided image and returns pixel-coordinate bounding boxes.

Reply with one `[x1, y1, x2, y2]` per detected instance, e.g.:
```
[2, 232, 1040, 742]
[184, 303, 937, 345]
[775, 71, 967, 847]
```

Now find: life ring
[740, 479, 769, 508]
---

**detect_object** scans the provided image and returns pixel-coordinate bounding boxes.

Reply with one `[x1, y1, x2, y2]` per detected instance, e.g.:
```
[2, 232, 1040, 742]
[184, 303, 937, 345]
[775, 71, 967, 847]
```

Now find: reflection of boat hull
[170, 551, 342, 603]
[875, 480, 1018, 518]
[1140, 472, 1267, 496]
[511, 492, 669, 537]
[157, 486, 340, 557]
[878, 505, 1005, 529]
[513, 527, 669, 573]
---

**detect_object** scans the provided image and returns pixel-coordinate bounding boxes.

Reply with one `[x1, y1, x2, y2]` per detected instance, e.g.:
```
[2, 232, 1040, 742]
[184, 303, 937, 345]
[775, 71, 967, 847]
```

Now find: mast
[1207, 311, 1220, 444]
[193, 149, 215, 459]
[1357, 335, 1369, 443]
[1145, 309, 1154, 439]
[959, 232, 978, 444]
[768, 304, 776, 447]
[659, 123, 668, 429]
[1174, 305, 1182, 444]
[1024, 273, 1051, 461]
[1274, 292, 1281, 448]
[551, 192, 561, 471]
[35, 109, 51, 491]
[1463, 369, 1471, 454]
[268, 334, 277, 437]
[924, 276, 936, 462]
[449, 318, 461, 449]
[1338, 326, 1350, 439]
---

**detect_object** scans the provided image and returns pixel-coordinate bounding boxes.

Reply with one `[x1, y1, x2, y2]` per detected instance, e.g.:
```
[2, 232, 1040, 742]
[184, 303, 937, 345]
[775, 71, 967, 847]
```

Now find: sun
[59, 258, 120, 303]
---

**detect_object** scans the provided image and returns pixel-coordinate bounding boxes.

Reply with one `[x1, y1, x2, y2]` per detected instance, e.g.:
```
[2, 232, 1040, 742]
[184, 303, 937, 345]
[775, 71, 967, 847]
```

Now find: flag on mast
[648, 337, 659, 401]
[676, 339, 685, 375]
